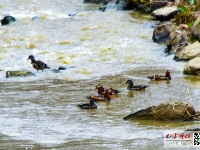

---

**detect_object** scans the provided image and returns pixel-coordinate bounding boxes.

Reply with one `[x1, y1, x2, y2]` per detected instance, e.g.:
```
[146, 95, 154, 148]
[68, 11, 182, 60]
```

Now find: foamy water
[0, 1, 199, 150]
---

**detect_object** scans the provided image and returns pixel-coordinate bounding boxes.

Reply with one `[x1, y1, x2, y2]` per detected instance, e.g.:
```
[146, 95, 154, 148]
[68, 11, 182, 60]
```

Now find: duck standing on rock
[77, 98, 97, 109]
[126, 80, 149, 90]
[147, 70, 171, 80]
[28, 55, 50, 72]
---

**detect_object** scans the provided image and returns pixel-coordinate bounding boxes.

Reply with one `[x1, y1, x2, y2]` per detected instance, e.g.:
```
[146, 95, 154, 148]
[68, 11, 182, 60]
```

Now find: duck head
[126, 80, 133, 89]
[165, 70, 171, 80]
[96, 85, 104, 94]
[90, 98, 96, 105]
[28, 55, 35, 62]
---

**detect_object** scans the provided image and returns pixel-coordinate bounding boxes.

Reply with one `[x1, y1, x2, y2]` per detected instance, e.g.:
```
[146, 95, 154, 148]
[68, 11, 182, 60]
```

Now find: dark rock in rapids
[58, 67, 67, 70]
[32, 16, 40, 21]
[1, 16, 16, 26]
[51, 69, 61, 73]
[150, 1, 167, 12]
[126, 0, 151, 13]
[123, 102, 199, 122]
[6, 70, 36, 78]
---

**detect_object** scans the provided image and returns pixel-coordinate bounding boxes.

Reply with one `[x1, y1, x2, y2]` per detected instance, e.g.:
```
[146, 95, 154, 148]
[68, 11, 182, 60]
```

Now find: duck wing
[131, 85, 149, 90]
[35, 61, 50, 69]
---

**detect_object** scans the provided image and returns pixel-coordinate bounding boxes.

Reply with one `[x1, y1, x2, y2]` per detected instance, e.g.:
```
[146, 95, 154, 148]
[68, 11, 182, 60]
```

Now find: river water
[0, 0, 200, 149]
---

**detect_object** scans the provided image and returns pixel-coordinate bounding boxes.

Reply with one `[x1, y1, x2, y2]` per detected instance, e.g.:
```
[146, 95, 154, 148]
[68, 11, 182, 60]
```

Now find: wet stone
[6, 70, 36, 78]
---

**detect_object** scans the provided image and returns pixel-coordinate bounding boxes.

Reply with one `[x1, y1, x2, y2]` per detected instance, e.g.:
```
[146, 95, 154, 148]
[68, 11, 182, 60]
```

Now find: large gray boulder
[152, 22, 177, 43]
[166, 29, 190, 54]
[192, 16, 200, 41]
[151, 6, 178, 21]
[174, 41, 200, 60]
[183, 57, 200, 75]
[123, 102, 197, 121]
[6, 70, 36, 78]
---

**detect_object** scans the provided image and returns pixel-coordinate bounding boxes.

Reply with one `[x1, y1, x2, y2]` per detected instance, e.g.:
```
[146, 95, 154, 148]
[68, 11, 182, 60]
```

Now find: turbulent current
[0, 0, 199, 149]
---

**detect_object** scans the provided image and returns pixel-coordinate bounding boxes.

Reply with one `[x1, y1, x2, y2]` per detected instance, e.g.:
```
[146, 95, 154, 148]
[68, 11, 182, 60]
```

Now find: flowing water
[0, 0, 200, 149]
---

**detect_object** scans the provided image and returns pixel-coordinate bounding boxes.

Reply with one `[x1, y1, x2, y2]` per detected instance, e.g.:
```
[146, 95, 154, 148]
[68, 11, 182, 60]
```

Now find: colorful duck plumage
[147, 70, 171, 80]
[88, 90, 111, 102]
[96, 85, 119, 95]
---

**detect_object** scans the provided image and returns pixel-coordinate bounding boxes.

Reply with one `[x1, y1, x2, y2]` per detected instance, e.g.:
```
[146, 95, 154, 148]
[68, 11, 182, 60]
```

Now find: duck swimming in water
[96, 85, 105, 95]
[88, 90, 111, 102]
[96, 85, 119, 95]
[147, 70, 171, 80]
[102, 88, 119, 95]
[28, 55, 50, 72]
[126, 80, 149, 90]
[77, 98, 97, 109]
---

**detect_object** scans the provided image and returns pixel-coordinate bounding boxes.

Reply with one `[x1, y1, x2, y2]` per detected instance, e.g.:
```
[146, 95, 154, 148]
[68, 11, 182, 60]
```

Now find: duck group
[25, 55, 171, 110]
[77, 70, 171, 109]
[77, 85, 120, 109]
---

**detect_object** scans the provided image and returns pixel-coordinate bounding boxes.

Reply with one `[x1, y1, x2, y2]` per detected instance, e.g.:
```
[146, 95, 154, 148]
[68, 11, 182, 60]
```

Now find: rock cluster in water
[124, 0, 200, 76]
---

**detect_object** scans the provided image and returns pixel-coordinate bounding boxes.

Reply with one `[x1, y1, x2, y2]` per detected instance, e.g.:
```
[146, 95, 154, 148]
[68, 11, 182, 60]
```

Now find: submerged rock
[123, 102, 198, 121]
[1, 16, 16, 26]
[183, 57, 200, 75]
[6, 70, 36, 78]
[51, 69, 61, 73]
[58, 66, 67, 70]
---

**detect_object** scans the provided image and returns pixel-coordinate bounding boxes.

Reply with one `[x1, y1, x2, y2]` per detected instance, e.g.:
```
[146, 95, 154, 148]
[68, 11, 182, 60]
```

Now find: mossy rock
[124, 102, 196, 121]
[6, 70, 36, 78]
